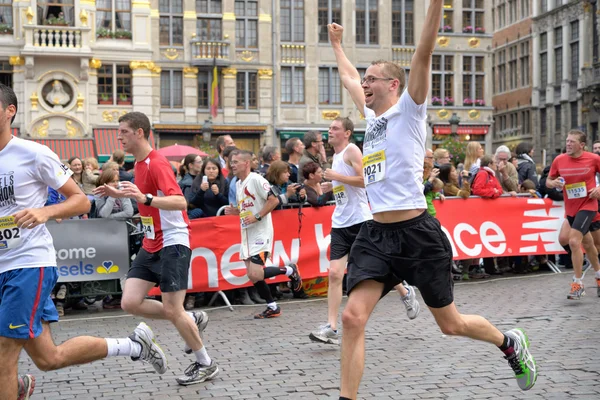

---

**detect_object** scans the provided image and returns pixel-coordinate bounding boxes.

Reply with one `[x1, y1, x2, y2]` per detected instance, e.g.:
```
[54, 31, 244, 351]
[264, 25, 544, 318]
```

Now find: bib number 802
[0, 228, 20, 241]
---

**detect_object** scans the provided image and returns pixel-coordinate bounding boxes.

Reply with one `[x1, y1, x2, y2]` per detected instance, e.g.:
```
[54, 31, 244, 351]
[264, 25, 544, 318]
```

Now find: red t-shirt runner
[549, 152, 600, 217]
[135, 150, 191, 253]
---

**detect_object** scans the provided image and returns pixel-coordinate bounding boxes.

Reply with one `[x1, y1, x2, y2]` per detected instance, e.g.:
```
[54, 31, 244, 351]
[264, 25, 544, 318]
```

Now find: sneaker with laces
[184, 311, 209, 354]
[309, 324, 340, 344]
[401, 284, 420, 320]
[17, 374, 35, 400]
[176, 360, 219, 386]
[504, 328, 537, 391]
[288, 264, 303, 292]
[254, 306, 281, 319]
[129, 322, 168, 374]
[567, 281, 585, 300]
[596, 278, 600, 298]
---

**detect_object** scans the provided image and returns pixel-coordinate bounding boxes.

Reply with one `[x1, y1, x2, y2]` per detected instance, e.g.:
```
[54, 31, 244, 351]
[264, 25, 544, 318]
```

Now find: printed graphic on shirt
[0, 172, 15, 208]
[364, 117, 388, 149]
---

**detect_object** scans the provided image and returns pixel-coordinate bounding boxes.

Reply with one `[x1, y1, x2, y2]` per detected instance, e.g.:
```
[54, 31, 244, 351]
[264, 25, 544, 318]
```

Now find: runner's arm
[329, 23, 365, 112]
[120, 181, 187, 211]
[407, 0, 443, 105]
[324, 145, 365, 188]
[257, 195, 280, 219]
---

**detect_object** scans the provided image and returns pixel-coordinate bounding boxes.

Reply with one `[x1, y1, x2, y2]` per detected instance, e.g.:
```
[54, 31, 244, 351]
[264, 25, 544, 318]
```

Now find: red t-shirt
[135, 150, 191, 253]
[549, 152, 600, 217]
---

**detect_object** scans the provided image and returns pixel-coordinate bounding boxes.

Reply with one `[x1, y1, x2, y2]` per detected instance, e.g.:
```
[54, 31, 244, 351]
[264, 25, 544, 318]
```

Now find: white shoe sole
[309, 332, 339, 345]
[177, 365, 220, 386]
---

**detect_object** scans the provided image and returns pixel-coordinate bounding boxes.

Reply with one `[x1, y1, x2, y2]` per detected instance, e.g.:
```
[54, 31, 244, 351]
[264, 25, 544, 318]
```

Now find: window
[37, 1, 75, 25]
[159, 0, 183, 46]
[520, 40, 530, 86]
[235, 0, 257, 48]
[96, 0, 131, 33]
[318, 67, 341, 105]
[540, 108, 547, 136]
[522, 110, 530, 134]
[356, 0, 378, 45]
[554, 27, 562, 83]
[555, 105, 561, 132]
[462, 0, 484, 34]
[497, 3, 505, 29]
[571, 101, 578, 128]
[281, 0, 304, 42]
[281, 66, 304, 104]
[236, 71, 257, 110]
[431, 54, 453, 103]
[160, 70, 183, 108]
[541, 0, 548, 13]
[508, 45, 517, 90]
[198, 69, 221, 109]
[441, 0, 454, 33]
[498, 49, 506, 92]
[463, 56, 484, 102]
[0, 0, 12, 28]
[520, 0, 530, 19]
[392, 0, 414, 46]
[318, 0, 342, 43]
[491, 54, 495, 94]
[0, 61, 12, 88]
[97, 64, 132, 105]
[540, 32, 547, 88]
[508, 0, 517, 24]
[570, 20, 579, 81]
[196, 0, 221, 13]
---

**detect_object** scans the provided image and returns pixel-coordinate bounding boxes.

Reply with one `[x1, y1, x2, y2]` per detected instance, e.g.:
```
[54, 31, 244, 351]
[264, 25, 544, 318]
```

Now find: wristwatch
[254, 213, 262, 221]
[144, 194, 154, 206]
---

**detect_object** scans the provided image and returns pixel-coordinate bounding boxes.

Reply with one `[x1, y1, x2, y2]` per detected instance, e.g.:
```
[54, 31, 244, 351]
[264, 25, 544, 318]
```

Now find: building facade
[0, 0, 494, 161]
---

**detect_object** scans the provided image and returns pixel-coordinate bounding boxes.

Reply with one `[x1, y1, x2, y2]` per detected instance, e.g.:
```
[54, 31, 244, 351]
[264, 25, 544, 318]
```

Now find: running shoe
[567, 282, 585, 300]
[309, 324, 340, 345]
[401, 284, 420, 320]
[254, 306, 281, 319]
[129, 322, 168, 374]
[184, 311, 209, 354]
[17, 374, 35, 400]
[176, 360, 219, 386]
[504, 328, 537, 391]
[288, 264, 303, 292]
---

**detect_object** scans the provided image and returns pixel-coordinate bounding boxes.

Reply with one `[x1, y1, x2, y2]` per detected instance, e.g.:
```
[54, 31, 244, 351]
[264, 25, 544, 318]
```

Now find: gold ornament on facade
[468, 109, 481, 120]
[79, 9, 89, 27]
[437, 109, 450, 119]
[76, 93, 84, 111]
[240, 51, 255, 62]
[33, 120, 49, 138]
[259, 14, 272, 22]
[132, 0, 150, 9]
[163, 49, 179, 60]
[26, 7, 34, 24]
[437, 36, 449, 47]
[102, 110, 128, 123]
[66, 120, 79, 137]
[80, 0, 96, 5]
[130, 61, 157, 71]
[468, 38, 480, 48]
[322, 111, 341, 120]
[258, 69, 273, 79]
[89, 59, 102, 69]
[222, 13, 235, 21]
[183, 67, 199, 78]
[222, 68, 237, 78]
[30, 92, 39, 111]
[9, 56, 25, 66]
[583, 1, 592, 13]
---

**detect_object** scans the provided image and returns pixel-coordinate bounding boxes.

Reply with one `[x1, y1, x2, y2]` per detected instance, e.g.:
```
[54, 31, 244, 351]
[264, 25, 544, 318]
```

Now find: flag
[210, 59, 219, 118]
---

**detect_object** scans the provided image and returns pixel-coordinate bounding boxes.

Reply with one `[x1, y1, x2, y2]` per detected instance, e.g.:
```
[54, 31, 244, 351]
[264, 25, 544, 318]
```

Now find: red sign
[149, 197, 565, 294]
[433, 125, 490, 135]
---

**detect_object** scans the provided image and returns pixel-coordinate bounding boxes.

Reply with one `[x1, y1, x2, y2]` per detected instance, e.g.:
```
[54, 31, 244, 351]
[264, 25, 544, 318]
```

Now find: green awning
[98, 155, 135, 164]
[278, 131, 364, 142]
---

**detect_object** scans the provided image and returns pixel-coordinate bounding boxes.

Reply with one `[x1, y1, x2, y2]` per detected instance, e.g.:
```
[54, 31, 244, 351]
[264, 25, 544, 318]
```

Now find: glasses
[425, 156, 434, 160]
[361, 76, 394, 85]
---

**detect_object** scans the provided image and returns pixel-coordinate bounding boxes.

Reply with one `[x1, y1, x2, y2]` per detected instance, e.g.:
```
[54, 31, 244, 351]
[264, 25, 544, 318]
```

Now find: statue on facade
[45, 80, 71, 106]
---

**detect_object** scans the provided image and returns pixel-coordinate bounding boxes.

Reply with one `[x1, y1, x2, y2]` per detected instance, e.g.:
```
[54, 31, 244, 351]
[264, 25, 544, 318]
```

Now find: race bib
[0, 216, 22, 251]
[363, 150, 386, 185]
[240, 210, 252, 229]
[141, 216, 155, 240]
[333, 185, 348, 206]
[565, 182, 587, 200]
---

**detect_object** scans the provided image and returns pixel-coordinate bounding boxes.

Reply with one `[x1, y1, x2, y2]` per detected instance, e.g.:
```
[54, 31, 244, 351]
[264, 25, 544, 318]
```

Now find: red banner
[153, 197, 565, 293]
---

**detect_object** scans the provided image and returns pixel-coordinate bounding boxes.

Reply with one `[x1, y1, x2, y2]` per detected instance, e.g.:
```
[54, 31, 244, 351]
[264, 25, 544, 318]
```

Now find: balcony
[190, 39, 230, 66]
[392, 47, 415, 67]
[280, 44, 305, 64]
[22, 25, 92, 56]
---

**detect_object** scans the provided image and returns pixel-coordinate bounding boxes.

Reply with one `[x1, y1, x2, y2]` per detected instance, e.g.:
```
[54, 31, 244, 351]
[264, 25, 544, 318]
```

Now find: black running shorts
[566, 210, 597, 235]
[330, 222, 366, 261]
[248, 252, 269, 266]
[127, 244, 191, 293]
[346, 212, 454, 309]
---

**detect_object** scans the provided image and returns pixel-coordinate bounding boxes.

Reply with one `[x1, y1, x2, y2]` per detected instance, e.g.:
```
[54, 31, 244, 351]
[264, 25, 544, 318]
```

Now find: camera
[295, 183, 305, 192]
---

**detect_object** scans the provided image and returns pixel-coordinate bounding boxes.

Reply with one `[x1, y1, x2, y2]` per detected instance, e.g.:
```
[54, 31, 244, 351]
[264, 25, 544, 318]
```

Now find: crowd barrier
[48, 196, 567, 296]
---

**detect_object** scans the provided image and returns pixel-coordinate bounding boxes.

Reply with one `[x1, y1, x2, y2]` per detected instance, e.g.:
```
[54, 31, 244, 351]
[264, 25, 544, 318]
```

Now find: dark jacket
[537, 165, 564, 201]
[119, 167, 134, 183]
[190, 179, 229, 217]
[516, 155, 538, 186]
[178, 173, 197, 202]
[268, 180, 306, 210]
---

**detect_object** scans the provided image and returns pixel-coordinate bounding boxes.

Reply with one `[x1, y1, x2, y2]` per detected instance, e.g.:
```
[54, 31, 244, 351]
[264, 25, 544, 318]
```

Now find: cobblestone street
[19, 272, 600, 399]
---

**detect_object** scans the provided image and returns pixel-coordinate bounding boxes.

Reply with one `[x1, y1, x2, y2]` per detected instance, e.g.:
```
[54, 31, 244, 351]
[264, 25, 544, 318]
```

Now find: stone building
[0, 0, 494, 161]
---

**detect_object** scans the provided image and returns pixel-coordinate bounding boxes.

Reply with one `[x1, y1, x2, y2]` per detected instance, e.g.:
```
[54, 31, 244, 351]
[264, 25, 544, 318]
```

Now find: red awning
[32, 139, 96, 161]
[93, 128, 155, 155]
[433, 125, 490, 135]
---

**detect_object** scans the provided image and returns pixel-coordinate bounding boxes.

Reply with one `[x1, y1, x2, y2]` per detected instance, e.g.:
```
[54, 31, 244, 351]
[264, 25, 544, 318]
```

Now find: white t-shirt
[0, 137, 73, 273]
[236, 172, 273, 259]
[362, 89, 428, 214]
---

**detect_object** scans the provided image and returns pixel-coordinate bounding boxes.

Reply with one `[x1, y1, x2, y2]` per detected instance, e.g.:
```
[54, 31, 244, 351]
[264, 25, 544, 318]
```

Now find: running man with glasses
[329, 2, 537, 398]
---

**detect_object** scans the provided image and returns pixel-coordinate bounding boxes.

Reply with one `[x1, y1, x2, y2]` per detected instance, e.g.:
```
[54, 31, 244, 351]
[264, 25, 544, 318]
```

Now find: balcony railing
[190, 39, 230, 62]
[280, 44, 305, 64]
[391, 47, 415, 67]
[23, 25, 91, 54]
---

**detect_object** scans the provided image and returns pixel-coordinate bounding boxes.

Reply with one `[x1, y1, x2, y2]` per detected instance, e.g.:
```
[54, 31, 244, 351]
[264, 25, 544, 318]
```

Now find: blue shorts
[0, 267, 59, 339]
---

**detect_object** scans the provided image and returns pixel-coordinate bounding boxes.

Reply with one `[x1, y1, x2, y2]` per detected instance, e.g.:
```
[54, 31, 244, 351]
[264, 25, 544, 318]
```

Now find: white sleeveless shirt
[362, 90, 427, 214]
[331, 143, 372, 228]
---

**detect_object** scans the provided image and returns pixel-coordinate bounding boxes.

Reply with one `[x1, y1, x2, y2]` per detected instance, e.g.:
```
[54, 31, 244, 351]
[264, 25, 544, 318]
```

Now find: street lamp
[202, 119, 213, 142]
[449, 112, 461, 137]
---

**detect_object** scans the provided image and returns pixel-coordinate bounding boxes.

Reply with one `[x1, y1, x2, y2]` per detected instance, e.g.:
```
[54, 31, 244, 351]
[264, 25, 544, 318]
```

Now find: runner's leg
[328, 256, 347, 331]
[0, 336, 25, 399]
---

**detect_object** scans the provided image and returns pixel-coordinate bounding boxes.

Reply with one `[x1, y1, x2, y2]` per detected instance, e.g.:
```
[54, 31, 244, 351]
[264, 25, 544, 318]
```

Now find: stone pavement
[18, 272, 600, 399]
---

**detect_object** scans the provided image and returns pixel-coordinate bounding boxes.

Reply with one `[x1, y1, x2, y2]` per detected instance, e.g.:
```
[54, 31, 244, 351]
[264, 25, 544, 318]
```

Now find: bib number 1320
[363, 150, 386, 185]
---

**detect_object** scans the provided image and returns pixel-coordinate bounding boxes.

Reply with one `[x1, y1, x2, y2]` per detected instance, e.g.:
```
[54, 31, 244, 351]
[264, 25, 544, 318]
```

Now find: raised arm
[407, 0, 444, 105]
[329, 23, 365, 112]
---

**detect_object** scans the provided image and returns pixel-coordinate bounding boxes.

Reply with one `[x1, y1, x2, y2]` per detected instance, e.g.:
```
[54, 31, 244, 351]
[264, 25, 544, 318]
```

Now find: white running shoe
[129, 322, 168, 374]
[401, 284, 420, 320]
[309, 324, 340, 345]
